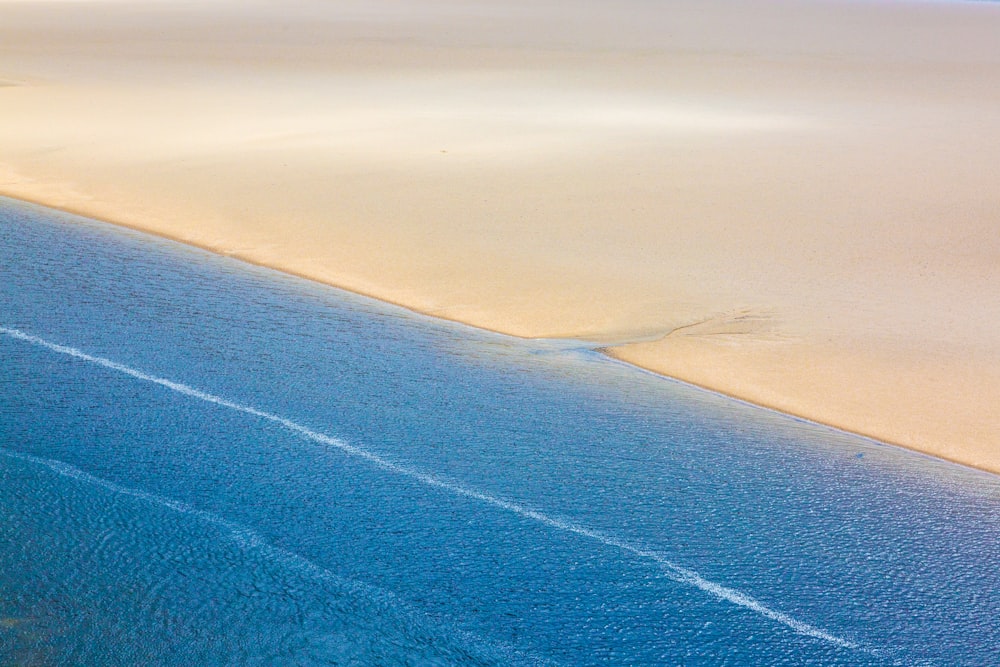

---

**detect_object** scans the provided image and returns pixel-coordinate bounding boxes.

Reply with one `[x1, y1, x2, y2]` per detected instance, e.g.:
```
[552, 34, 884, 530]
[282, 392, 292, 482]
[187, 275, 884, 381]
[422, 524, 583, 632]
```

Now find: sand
[2, 0, 999, 473]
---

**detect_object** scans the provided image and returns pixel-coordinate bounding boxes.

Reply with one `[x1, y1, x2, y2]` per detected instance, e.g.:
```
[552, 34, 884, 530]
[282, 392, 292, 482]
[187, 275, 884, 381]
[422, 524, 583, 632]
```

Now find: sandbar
[2, 0, 999, 472]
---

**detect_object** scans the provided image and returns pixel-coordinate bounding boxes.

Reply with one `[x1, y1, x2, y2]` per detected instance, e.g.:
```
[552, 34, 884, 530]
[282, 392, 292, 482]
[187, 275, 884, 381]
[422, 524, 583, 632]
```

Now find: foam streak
[1, 325, 857, 650]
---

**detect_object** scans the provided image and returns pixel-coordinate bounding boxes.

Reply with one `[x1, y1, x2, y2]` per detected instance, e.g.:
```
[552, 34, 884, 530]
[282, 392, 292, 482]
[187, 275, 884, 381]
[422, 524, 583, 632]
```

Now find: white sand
[2, 0, 1000, 472]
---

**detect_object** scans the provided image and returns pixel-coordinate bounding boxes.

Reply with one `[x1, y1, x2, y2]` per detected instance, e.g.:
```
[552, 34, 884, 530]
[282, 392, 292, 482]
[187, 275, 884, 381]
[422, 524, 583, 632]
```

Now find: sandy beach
[2, 0, 999, 472]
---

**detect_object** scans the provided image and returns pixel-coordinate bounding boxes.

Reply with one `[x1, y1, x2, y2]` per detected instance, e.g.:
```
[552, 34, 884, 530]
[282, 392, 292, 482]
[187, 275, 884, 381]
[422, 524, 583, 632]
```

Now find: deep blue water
[1, 197, 998, 666]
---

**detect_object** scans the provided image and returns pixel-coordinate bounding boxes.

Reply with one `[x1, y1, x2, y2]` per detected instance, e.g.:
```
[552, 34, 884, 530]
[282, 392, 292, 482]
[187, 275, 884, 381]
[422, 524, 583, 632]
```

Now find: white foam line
[0, 446, 347, 589]
[1, 325, 859, 650]
[0, 447, 552, 667]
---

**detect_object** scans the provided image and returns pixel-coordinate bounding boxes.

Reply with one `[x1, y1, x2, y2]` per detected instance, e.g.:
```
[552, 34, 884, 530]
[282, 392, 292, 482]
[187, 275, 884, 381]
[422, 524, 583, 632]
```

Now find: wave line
[1, 325, 859, 650]
[0, 447, 548, 666]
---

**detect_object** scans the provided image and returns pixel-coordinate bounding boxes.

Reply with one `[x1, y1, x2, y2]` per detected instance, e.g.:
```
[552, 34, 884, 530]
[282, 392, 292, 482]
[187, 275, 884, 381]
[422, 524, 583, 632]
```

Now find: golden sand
[2, 0, 999, 472]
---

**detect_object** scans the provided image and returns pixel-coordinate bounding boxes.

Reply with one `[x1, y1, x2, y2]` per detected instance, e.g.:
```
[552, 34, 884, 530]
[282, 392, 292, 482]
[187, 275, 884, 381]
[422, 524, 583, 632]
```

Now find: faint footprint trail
[1, 325, 864, 652]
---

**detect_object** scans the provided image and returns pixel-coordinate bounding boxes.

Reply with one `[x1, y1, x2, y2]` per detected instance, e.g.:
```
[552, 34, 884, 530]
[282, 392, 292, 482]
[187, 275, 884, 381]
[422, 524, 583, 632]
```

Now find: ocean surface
[1, 197, 998, 666]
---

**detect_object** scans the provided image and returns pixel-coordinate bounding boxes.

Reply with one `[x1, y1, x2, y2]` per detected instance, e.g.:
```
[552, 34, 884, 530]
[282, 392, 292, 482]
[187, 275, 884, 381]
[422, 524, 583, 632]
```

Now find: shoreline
[3, 0, 999, 475]
[4, 190, 998, 478]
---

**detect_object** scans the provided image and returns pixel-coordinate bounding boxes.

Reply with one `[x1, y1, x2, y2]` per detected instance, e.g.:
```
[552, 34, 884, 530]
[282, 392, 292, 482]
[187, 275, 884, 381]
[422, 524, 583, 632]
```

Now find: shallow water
[1, 197, 998, 665]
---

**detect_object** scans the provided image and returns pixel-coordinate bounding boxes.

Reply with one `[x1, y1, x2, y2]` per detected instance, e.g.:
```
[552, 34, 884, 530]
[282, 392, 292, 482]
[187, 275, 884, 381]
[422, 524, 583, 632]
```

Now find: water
[1, 197, 998, 666]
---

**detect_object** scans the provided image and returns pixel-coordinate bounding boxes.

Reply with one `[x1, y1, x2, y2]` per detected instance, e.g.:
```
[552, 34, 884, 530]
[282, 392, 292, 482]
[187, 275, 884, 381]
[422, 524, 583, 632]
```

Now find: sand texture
[2, 0, 999, 472]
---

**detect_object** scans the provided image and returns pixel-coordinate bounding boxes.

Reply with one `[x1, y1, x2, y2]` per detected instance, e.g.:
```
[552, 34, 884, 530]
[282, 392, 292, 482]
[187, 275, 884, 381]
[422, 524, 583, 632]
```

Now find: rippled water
[1, 197, 998, 665]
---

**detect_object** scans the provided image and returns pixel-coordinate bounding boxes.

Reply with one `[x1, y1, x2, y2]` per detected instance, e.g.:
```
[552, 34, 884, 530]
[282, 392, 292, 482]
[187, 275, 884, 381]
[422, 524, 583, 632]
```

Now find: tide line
[1, 325, 860, 650]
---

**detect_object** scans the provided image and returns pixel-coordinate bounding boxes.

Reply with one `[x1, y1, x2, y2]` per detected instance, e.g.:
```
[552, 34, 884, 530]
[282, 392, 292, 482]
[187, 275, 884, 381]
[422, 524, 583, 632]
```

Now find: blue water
[1, 198, 998, 666]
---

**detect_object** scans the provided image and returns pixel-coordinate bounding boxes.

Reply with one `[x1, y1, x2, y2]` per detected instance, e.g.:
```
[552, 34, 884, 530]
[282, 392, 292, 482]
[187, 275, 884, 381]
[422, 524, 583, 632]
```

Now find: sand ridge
[2, 0, 1000, 472]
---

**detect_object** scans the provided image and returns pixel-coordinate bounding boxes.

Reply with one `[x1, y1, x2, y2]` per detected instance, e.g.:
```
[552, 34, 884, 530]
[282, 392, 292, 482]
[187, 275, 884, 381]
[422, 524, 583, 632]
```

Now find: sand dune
[2, 0, 1000, 472]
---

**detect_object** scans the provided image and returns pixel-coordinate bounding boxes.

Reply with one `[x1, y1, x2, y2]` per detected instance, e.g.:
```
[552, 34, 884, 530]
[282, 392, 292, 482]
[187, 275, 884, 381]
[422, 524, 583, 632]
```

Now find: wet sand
[2, 0, 999, 472]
